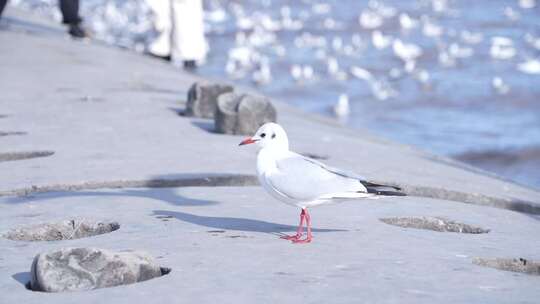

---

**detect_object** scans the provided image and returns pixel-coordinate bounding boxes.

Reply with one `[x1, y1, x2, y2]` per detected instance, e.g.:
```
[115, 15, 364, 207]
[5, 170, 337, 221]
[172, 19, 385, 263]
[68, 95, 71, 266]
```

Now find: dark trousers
[0, 0, 81, 24]
[0, 0, 7, 18]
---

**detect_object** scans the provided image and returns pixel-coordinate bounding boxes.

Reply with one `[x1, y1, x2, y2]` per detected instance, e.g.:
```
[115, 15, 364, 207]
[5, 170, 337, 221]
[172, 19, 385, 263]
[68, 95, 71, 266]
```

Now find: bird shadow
[190, 120, 217, 134]
[152, 209, 346, 235]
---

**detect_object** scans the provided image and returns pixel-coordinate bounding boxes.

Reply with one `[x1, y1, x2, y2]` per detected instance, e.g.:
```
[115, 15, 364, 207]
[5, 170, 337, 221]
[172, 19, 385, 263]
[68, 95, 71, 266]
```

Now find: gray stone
[4, 219, 119, 241]
[379, 216, 489, 234]
[185, 81, 234, 118]
[215, 92, 277, 135]
[30, 247, 165, 292]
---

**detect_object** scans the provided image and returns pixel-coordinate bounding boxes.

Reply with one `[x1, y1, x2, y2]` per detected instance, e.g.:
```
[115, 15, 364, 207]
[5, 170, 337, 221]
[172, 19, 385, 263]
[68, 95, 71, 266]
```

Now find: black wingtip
[361, 180, 405, 196]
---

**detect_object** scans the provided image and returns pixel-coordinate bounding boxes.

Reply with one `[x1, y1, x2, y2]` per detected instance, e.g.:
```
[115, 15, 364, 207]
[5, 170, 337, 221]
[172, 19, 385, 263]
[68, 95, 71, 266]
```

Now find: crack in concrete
[0, 151, 54, 162]
[0, 131, 27, 137]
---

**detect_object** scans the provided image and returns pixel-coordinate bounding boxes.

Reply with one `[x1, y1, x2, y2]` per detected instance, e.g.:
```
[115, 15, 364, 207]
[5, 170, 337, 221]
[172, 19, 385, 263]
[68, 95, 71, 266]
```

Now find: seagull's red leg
[292, 209, 312, 244]
[281, 209, 305, 240]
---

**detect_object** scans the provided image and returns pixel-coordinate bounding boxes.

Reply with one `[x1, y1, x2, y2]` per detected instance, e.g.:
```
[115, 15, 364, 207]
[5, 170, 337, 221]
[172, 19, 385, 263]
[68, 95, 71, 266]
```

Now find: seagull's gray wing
[267, 153, 368, 202]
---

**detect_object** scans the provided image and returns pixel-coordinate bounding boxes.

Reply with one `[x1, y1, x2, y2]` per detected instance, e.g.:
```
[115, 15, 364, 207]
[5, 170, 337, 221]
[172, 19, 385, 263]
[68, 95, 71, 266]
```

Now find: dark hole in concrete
[473, 258, 540, 276]
[207, 230, 226, 233]
[227, 235, 249, 238]
[4, 220, 120, 241]
[0, 131, 27, 137]
[0, 151, 54, 162]
[379, 216, 489, 234]
[76, 96, 105, 103]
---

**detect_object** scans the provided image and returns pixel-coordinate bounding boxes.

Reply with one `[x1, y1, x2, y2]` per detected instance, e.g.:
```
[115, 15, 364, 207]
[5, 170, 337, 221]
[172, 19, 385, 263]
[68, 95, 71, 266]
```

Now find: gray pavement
[1, 7, 539, 304]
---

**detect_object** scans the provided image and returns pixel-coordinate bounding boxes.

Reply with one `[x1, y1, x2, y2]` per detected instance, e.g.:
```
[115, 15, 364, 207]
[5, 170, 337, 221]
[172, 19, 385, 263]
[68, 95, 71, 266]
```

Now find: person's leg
[146, 0, 172, 59]
[171, 0, 208, 67]
[59, 0, 81, 25]
[58, 0, 86, 38]
[0, 0, 8, 19]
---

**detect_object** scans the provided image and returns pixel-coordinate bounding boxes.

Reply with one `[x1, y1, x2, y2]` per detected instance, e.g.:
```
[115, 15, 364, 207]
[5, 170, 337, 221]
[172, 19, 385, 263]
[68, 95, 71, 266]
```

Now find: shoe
[183, 60, 197, 69]
[148, 52, 172, 62]
[68, 23, 88, 38]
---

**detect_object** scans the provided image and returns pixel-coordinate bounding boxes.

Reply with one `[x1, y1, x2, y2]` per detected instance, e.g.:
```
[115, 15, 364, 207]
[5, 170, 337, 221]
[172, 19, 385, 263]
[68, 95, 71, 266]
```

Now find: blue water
[9, 0, 540, 189]
[197, 0, 540, 189]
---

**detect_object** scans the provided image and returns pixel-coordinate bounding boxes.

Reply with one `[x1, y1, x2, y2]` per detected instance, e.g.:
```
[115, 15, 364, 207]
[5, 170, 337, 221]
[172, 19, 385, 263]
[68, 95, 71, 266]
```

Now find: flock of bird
[199, 0, 540, 118]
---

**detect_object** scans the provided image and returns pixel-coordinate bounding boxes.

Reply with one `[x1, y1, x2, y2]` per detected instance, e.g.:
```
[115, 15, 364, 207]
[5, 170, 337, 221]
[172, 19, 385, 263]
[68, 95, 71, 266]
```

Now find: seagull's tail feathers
[360, 181, 406, 196]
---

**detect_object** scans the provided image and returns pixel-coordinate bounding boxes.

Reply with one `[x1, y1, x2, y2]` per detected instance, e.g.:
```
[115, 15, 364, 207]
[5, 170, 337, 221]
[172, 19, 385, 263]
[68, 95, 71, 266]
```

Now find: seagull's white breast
[257, 149, 304, 207]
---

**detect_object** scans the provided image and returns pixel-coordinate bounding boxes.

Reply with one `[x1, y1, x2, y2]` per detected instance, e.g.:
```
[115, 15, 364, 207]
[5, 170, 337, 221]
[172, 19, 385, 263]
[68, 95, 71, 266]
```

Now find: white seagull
[239, 123, 405, 243]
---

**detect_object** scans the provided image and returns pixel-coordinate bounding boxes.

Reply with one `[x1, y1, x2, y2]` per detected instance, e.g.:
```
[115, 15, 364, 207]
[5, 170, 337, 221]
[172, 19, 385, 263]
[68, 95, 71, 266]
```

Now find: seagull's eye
[271, 133, 276, 139]
[260, 133, 266, 138]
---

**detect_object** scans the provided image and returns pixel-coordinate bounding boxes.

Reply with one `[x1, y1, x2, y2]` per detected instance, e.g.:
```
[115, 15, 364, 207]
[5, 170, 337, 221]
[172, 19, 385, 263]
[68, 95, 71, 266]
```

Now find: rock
[30, 247, 166, 292]
[215, 92, 277, 135]
[4, 219, 120, 241]
[185, 81, 234, 118]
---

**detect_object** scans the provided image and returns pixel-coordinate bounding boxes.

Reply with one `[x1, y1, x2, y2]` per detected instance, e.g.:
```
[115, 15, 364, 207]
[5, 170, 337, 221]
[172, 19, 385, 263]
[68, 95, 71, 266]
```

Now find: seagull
[333, 93, 350, 118]
[239, 123, 405, 243]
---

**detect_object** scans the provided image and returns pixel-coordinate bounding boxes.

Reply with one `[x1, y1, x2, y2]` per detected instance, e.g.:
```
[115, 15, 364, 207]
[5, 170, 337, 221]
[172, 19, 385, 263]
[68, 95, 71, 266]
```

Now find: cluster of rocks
[184, 81, 277, 135]
[4, 220, 170, 293]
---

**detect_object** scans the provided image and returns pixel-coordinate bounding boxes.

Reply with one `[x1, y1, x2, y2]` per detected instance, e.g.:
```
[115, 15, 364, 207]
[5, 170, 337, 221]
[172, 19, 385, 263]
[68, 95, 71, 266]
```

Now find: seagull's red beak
[239, 137, 256, 146]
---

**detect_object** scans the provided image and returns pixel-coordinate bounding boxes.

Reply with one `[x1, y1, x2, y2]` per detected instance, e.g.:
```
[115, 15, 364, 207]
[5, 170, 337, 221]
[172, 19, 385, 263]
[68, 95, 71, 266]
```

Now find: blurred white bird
[252, 60, 272, 85]
[422, 20, 443, 37]
[399, 13, 418, 30]
[393, 39, 423, 61]
[333, 94, 350, 117]
[302, 65, 314, 80]
[492, 77, 510, 94]
[490, 37, 516, 60]
[372, 30, 392, 49]
[359, 10, 383, 29]
[460, 30, 483, 44]
[519, 0, 536, 9]
[517, 59, 540, 74]
[290, 64, 303, 81]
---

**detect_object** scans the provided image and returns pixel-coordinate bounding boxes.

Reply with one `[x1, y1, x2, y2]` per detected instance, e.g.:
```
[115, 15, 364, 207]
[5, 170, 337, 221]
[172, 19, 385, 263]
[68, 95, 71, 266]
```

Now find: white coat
[146, 0, 208, 62]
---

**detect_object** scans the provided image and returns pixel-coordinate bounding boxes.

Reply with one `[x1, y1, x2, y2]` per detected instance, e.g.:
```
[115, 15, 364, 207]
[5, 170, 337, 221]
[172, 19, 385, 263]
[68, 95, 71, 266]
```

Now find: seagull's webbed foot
[280, 208, 307, 242]
[291, 236, 312, 244]
[281, 208, 313, 244]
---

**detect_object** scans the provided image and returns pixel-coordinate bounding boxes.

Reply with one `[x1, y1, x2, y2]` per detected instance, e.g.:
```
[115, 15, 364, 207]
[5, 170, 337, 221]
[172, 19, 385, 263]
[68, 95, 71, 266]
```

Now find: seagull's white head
[239, 122, 289, 151]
